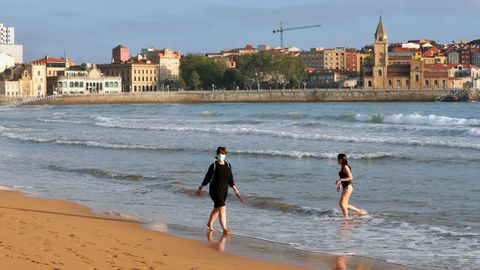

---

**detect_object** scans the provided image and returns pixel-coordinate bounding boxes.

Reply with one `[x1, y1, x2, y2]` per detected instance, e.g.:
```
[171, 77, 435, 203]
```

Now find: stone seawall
[4, 89, 479, 106]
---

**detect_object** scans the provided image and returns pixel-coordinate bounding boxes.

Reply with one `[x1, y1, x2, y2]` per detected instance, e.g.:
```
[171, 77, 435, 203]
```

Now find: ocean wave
[253, 112, 309, 119]
[47, 165, 148, 181]
[93, 118, 480, 150]
[467, 128, 480, 137]
[36, 118, 86, 124]
[231, 150, 399, 160]
[55, 139, 182, 152]
[353, 113, 480, 126]
[221, 120, 264, 125]
[201, 111, 219, 117]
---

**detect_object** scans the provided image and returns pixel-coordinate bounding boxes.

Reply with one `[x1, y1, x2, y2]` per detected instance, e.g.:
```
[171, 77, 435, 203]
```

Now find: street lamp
[303, 82, 307, 91]
[212, 84, 215, 91]
[257, 83, 260, 91]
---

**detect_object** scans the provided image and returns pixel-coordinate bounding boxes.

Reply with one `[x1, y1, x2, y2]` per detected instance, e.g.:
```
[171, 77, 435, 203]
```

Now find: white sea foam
[232, 150, 396, 160]
[36, 118, 86, 124]
[93, 117, 480, 150]
[355, 113, 480, 126]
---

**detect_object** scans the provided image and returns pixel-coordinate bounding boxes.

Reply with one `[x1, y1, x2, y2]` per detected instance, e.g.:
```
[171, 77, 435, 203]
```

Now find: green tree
[223, 69, 244, 90]
[190, 71, 201, 90]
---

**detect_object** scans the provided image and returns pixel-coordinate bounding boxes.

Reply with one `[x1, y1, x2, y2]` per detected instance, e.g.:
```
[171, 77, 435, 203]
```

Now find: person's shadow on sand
[207, 230, 230, 252]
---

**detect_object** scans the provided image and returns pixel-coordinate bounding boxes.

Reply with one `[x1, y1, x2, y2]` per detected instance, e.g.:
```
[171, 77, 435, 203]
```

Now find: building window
[70, 82, 74, 88]
[442, 80, 446, 86]
[397, 80, 401, 87]
[368, 80, 372, 87]
[378, 70, 383, 77]
[425, 80, 429, 86]
[415, 74, 419, 82]
[434, 80, 438, 86]
[388, 80, 392, 86]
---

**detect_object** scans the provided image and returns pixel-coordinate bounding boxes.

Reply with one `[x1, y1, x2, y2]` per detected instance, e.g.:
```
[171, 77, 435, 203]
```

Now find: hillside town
[1, 17, 480, 98]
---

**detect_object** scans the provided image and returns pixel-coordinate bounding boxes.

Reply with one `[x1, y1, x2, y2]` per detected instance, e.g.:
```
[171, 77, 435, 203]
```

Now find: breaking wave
[352, 113, 480, 126]
[47, 165, 148, 181]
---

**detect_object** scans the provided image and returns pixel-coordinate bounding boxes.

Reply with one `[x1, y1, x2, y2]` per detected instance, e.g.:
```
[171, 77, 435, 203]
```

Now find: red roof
[392, 47, 421, 53]
[32, 56, 66, 63]
[424, 63, 457, 70]
[424, 71, 449, 78]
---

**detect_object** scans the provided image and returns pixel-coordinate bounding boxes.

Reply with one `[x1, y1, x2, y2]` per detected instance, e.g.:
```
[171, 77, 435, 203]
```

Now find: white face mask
[218, 154, 226, 161]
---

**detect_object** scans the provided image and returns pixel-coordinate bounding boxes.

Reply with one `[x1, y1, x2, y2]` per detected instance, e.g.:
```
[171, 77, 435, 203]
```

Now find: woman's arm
[199, 163, 214, 190]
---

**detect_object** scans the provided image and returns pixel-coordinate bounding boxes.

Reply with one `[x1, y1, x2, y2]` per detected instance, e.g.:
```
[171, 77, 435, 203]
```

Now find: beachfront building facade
[363, 17, 475, 90]
[300, 47, 362, 75]
[49, 64, 122, 95]
[141, 48, 181, 82]
[32, 56, 73, 77]
[0, 62, 47, 97]
[99, 57, 159, 92]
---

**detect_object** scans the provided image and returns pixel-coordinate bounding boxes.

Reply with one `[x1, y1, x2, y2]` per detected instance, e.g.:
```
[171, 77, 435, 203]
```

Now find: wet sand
[0, 189, 417, 270]
[0, 190, 308, 270]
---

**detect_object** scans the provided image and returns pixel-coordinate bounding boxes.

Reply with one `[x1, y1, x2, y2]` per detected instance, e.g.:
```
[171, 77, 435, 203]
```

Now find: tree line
[179, 52, 306, 90]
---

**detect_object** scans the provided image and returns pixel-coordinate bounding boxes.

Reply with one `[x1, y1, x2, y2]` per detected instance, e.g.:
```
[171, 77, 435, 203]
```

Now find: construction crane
[273, 22, 322, 48]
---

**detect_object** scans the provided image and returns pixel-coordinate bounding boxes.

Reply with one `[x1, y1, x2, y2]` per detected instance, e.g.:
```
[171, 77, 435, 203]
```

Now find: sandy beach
[0, 190, 310, 270]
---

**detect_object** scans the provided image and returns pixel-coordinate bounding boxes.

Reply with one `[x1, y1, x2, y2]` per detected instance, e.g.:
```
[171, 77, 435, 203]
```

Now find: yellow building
[99, 58, 159, 92]
[356, 53, 371, 75]
[32, 56, 72, 77]
[141, 48, 181, 82]
[0, 62, 47, 96]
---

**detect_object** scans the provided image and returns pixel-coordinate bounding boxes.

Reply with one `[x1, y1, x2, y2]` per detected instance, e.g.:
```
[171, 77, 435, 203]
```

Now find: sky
[1, 0, 479, 64]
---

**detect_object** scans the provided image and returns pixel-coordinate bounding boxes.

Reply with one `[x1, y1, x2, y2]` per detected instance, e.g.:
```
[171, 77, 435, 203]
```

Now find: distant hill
[470, 39, 480, 44]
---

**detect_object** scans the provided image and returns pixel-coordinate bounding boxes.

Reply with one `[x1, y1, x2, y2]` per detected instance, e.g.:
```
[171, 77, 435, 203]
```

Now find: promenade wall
[2, 89, 478, 105]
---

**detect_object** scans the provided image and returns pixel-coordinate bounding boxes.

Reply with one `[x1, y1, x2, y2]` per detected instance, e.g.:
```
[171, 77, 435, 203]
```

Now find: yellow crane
[273, 22, 322, 48]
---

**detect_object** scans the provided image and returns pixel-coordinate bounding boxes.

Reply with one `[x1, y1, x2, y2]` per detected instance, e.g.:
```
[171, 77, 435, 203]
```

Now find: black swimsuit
[339, 165, 352, 189]
[202, 161, 235, 208]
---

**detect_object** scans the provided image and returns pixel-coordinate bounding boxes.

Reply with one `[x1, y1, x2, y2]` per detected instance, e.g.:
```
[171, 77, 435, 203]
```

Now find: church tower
[373, 17, 388, 88]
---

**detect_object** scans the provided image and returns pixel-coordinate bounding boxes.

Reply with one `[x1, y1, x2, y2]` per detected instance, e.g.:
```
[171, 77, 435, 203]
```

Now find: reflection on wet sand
[207, 230, 230, 252]
[333, 255, 347, 270]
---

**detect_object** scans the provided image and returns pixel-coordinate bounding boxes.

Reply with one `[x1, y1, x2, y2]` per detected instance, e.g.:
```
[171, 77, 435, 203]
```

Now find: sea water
[0, 102, 479, 269]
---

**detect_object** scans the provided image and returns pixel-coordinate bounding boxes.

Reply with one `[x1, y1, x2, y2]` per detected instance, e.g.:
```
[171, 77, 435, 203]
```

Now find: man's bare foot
[357, 209, 366, 216]
[222, 229, 232, 235]
[207, 223, 214, 231]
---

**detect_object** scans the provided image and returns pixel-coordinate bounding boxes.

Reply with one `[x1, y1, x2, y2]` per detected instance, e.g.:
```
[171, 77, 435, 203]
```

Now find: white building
[474, 78, 480, 90]
[0, 52, 14, 73]
[0, 23, 22, 64]
[52, 64, 122, 95]
[0, 80, 21, 97]
[0, 23, 15, 45]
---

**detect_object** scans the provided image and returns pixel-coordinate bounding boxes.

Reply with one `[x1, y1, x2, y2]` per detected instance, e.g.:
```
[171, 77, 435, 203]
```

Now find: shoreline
[0, 187, 419, 270]
[1, 88, 478, 105]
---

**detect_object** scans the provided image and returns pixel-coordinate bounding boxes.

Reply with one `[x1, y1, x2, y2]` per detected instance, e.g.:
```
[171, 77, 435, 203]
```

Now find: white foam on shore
[0, 185, 17, 191]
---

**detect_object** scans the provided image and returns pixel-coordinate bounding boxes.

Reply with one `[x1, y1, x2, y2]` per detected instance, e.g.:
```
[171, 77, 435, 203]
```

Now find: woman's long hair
[337, 153, 351, 170]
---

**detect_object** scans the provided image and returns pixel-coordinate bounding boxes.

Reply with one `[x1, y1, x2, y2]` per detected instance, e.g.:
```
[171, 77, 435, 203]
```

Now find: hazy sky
[2, 0, 479, 63]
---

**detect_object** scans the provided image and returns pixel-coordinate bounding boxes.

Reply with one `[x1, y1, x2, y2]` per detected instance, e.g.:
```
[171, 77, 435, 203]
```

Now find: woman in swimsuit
[198, 147, 240, 235]
[335, 154, 364, 219]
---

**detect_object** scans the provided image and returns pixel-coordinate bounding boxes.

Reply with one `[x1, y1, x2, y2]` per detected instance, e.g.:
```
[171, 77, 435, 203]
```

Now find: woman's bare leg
[339, 188, 351, 218]
[207, 208, 220, 230]
[341, 186, 364, 216]
[218, 206, 231, 234]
